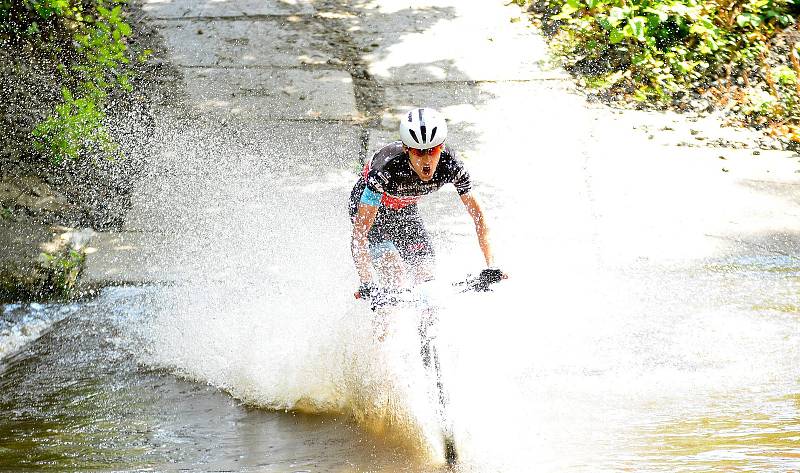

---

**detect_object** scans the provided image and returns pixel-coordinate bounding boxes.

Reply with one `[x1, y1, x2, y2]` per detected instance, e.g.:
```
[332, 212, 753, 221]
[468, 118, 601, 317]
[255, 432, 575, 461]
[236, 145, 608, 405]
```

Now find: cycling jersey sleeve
[365, 169, 390, 194]
[359, 186, 382, 207]
[452, 160, 472, 195]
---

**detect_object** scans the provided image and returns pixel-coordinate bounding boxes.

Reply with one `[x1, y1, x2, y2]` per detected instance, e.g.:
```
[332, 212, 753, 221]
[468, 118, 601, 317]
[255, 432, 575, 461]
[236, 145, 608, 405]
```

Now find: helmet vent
[429, 127, 437, 142]
[409, 129, 419, 143]
[420, 125, 427, 143]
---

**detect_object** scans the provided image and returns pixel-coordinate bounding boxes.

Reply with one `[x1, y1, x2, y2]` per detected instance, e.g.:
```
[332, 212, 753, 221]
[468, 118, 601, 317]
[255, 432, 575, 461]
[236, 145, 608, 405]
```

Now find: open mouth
[422, 165, 431, 174]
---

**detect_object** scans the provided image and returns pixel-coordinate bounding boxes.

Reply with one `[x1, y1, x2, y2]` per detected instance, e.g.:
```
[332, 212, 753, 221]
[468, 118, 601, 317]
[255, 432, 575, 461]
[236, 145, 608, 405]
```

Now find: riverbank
[0, 0, 181, 302]
[523, 0, 800, 148]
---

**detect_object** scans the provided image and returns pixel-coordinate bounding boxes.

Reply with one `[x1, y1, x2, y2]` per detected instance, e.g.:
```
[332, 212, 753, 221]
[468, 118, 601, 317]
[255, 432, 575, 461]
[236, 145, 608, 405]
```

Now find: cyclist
[349, 107, 504, 301]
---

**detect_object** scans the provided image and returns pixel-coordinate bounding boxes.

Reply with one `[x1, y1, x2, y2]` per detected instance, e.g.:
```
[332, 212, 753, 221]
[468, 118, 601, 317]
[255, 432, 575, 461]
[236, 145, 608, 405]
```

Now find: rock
[689, 98, 711, 112]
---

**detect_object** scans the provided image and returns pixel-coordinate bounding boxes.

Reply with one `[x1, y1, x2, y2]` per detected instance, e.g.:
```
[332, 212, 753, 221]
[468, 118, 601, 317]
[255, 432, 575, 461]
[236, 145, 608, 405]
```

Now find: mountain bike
[358, 269, 505, 466]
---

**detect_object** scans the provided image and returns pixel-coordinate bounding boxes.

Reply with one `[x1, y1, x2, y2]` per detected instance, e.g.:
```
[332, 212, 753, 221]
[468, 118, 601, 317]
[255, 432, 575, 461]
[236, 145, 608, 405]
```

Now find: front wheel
[419, 309, 458, 466]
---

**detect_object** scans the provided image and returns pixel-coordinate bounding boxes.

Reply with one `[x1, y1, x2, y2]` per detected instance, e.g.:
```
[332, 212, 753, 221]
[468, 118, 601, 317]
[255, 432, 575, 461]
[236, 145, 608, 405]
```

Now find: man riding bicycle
[349, 107, 504, 300]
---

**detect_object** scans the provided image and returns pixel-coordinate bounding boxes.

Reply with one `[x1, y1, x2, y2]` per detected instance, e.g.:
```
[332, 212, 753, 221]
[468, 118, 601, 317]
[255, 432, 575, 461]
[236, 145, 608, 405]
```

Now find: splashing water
[111, 109, 800, 471]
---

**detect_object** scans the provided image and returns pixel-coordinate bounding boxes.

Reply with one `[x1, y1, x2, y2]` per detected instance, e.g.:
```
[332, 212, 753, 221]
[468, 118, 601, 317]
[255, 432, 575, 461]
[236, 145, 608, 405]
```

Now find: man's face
[407, 144, 443, 181]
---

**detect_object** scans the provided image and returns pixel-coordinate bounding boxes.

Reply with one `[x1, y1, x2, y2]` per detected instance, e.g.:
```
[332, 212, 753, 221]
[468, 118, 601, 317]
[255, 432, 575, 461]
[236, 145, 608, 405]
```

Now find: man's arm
[351, 203, 378, 284]
[460, 192, 495, 268]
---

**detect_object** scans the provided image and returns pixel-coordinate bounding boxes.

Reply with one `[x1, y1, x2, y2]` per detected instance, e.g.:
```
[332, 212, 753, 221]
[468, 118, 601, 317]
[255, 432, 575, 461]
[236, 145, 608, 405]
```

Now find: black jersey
[348, 141, 472, 217]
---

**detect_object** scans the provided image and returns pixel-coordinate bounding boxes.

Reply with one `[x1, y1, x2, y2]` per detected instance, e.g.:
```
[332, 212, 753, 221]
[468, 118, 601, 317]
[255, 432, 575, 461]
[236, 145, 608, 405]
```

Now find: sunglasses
[408, 144, 443, 156]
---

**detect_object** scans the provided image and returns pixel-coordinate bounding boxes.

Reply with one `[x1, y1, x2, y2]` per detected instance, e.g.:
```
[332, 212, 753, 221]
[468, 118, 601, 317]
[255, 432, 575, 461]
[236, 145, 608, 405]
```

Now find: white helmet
[399, 107, 448, 150]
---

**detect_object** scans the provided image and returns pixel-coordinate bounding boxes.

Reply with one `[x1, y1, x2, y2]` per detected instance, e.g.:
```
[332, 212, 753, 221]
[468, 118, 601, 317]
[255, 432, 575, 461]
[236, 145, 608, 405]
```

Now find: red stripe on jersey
[381, 194, 419, 209]
[362, 162, 371, 179]
[364, 160, 418, 209]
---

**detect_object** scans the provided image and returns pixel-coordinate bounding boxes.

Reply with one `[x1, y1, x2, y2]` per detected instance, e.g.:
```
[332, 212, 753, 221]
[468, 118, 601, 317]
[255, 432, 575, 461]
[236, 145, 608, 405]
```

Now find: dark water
[0, 287, 419, 472]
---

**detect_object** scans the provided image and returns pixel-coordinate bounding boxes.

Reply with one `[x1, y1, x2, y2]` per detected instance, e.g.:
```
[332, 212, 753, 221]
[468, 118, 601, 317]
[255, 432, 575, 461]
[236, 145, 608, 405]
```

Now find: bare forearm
[475, 219, 495, 267]
[351, 230, 373, 283]
[461, 193, 496, 268]
[351, 204, 378, 284]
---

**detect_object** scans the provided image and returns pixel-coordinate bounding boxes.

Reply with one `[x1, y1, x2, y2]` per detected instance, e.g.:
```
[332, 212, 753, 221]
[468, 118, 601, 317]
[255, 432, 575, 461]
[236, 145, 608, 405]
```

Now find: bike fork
[419, 315, 458, 466]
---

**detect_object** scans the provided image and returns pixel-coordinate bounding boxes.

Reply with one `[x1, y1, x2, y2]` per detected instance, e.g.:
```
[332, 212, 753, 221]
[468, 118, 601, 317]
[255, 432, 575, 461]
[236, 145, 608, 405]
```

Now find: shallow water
[0, 252, 798, 471]
[0, 287, 424, 472]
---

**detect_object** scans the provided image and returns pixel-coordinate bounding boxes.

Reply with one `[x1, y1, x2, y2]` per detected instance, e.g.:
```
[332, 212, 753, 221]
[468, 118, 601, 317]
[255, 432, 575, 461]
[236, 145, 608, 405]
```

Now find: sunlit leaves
[23, 0, 135, 162]
[33, 87, 117, 162]
[625, 16, 647, 41]
[538, 0, 798, 106]
[737, 12, 763, 28]
[534, 0, 800, 142]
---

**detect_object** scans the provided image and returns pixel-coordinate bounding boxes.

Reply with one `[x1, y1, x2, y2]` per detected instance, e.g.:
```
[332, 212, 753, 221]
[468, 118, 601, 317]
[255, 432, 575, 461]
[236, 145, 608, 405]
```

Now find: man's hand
[475, 268, 507, 291]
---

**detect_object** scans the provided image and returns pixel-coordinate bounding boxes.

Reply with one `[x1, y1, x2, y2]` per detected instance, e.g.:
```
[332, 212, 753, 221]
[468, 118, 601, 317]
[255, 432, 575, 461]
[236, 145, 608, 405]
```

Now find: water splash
[0, 302, 80, 361]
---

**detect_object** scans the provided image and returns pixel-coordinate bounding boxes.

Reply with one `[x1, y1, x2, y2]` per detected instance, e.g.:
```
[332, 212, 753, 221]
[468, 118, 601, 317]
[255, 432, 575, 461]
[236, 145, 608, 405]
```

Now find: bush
[1, 0, 137, 162]
[531, 0, 800, 140]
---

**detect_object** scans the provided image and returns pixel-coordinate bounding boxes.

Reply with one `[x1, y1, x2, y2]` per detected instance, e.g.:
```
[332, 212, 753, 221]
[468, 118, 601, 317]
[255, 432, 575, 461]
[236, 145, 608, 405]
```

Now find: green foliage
[26, 0, 71, 18]
[0, 207, 13, 221]
[39, 248, 85, 298]
[1, 0, 136, 162]
[32, 87, 117, 160]
[532, 0, 800, 139]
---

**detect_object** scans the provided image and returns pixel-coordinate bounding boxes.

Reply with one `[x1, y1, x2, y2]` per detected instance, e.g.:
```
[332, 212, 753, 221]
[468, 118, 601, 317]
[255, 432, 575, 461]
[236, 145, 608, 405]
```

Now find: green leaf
[627, 16, 647, 41]
[608, 6, 628, 24]
[643, 6, 668, 22]
[118, 74, 132, 92]
[555, 3, 579, 18]
[736, 13, 761, 28]
[609, 28, 624, 44]
[774, 65, 797, 85]
[566, 0, 582, 9]
[597, 16, 613, 31]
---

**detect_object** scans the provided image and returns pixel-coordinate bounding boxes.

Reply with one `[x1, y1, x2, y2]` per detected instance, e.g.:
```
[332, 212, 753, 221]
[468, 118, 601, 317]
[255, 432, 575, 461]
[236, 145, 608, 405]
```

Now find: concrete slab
[141, 0, 314, 19]
[582, 107, 786, 150]
[350, 0, 529, 29]
[135, 120, 361, 177]
[347, 1, 565, 83]
[360, 25, 564, 84]
[121, 120, 361, 234]
[81, 232, 187, 284]
[180, 67, 358, 120]
[379, 80, 585, 160]
[156, 19, 331, 67]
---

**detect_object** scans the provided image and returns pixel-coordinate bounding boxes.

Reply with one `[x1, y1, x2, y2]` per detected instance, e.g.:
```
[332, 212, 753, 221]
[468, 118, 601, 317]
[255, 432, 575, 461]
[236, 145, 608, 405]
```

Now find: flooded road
[1, 252, 798, 471]
[3, 0, 800, 471]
